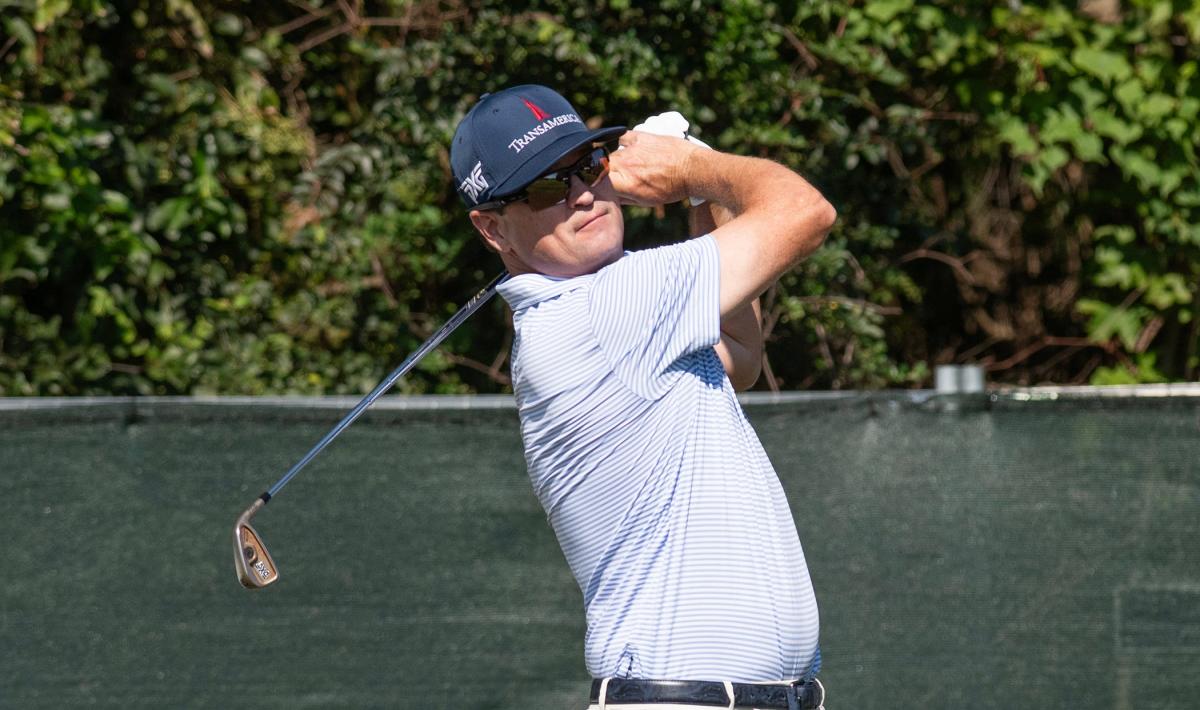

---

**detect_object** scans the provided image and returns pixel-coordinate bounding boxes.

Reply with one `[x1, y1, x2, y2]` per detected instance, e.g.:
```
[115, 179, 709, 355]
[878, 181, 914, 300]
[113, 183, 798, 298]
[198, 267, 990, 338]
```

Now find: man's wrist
[680, 146, 722, 208]
[683, 134, 712, 207]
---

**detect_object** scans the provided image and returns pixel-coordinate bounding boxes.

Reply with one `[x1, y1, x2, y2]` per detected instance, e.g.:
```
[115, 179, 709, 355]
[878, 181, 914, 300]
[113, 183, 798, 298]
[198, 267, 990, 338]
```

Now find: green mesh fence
[1, 392, 1198, 709]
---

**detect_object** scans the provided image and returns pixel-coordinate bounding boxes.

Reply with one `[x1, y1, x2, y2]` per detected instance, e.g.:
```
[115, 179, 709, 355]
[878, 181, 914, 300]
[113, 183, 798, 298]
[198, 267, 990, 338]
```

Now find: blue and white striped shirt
[497, 235, 819, 682]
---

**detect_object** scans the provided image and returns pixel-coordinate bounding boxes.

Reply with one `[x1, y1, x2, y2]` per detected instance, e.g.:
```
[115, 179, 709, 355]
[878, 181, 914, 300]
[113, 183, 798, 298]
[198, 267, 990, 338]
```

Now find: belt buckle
[789, 677, 825, 710]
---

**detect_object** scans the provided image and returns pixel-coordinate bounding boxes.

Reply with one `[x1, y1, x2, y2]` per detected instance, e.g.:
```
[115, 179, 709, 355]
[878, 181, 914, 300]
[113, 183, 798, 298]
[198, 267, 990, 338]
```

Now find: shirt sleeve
[588, 235, 721, 400]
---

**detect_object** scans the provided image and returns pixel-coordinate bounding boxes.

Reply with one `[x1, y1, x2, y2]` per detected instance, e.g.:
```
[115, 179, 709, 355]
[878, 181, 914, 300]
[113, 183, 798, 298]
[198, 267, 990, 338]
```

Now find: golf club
[234, 271, 509, 589]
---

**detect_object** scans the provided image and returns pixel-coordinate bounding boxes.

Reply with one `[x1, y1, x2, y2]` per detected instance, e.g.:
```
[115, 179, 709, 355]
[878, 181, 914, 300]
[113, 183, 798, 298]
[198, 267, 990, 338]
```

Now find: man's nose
[567, 174, 596, 208]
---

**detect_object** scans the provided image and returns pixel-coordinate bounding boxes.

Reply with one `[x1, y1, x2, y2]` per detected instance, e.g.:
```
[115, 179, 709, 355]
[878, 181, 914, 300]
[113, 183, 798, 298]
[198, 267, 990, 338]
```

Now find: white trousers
[587, 706, 776, 710]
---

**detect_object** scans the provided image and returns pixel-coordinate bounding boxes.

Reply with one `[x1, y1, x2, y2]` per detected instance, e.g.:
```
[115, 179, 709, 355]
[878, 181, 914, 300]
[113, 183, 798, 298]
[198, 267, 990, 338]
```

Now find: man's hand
[630, 111, 712, 206]
[608, 131, 702, 207]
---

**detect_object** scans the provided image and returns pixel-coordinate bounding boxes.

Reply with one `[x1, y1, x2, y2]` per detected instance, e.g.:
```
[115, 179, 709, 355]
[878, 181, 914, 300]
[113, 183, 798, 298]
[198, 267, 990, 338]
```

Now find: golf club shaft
[262, 271, 509, 501]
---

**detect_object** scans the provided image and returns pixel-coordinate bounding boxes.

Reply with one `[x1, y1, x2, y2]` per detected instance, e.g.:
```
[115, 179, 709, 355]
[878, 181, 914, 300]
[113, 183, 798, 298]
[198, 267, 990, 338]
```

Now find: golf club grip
[265, 271, 509, 499]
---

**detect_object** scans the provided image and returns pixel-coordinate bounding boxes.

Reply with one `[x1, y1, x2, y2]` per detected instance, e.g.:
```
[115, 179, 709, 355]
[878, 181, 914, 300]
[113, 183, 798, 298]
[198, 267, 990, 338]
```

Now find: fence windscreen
[1, 392, 1197, 709]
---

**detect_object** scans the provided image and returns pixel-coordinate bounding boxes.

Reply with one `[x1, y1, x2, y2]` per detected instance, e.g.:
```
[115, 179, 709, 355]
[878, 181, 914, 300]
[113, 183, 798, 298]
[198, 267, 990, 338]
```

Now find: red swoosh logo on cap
[522, 98, 550, 121]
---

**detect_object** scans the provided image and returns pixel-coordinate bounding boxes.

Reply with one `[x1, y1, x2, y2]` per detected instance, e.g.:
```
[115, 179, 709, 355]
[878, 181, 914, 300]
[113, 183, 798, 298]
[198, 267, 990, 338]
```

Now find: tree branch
[899, 248, 978, 285]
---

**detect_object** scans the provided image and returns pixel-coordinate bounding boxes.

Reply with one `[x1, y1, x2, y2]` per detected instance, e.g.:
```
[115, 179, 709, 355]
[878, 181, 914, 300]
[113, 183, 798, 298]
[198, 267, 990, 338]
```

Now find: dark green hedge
[2, 1, 1198, 394]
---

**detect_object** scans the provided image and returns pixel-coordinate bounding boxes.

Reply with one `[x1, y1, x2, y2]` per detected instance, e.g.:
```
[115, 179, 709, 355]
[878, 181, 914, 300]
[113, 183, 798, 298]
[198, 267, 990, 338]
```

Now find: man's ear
[469, 210, 508, 254]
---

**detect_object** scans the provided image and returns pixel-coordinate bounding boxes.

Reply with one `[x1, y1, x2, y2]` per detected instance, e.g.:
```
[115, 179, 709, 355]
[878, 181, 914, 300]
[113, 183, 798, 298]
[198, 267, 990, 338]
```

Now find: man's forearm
[683, 147, 834, 316]
[683, 149, 828, 245]
[610, 130, 835, 317]
[713, 298, 763, 390]
[690, 202, 763, 390]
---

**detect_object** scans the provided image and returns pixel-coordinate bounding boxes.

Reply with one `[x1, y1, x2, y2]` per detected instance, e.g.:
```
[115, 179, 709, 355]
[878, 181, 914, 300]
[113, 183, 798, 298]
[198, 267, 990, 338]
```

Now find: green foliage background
[2, 0, 1199, 395]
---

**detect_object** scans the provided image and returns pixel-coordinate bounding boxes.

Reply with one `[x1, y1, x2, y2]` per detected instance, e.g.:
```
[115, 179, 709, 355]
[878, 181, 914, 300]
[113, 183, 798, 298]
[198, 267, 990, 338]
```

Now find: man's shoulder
[589, 237, 718, 305]
[598, 236, 716, 276]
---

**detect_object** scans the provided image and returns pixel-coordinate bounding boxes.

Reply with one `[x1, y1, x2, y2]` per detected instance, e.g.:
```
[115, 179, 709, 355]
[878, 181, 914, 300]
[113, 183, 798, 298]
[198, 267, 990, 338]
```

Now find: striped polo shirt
[497, 235, 819, 682]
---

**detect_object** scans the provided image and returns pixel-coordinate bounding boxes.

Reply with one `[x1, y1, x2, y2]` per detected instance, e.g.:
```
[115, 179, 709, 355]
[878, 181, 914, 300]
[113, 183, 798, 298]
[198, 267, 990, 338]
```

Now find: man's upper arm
[711, 203, 835, 317]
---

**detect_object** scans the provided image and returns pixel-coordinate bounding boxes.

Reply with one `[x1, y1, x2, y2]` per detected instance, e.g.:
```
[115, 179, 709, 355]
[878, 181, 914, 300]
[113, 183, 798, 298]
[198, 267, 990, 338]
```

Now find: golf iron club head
[234, 496, 278, 589]
[230, 273, 507, 591]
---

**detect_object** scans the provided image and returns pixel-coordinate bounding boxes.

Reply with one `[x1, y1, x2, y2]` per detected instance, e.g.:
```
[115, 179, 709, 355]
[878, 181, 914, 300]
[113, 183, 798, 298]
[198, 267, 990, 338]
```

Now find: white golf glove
[630, 111, 711, 206]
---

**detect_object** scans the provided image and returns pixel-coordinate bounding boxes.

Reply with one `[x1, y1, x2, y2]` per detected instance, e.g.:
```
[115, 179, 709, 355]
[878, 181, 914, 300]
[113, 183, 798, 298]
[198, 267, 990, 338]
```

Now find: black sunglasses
[476, 145, 611, 212]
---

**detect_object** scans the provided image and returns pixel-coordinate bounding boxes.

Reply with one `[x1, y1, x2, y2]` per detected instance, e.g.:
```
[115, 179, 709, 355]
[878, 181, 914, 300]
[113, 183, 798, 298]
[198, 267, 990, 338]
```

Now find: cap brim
[489, 126, 626, 200]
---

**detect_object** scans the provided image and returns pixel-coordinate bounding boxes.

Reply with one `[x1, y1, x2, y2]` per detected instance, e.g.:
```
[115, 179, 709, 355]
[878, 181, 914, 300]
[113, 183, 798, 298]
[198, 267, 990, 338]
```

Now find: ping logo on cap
[459, 161, 489, 202]
[522, 98, 550, 121]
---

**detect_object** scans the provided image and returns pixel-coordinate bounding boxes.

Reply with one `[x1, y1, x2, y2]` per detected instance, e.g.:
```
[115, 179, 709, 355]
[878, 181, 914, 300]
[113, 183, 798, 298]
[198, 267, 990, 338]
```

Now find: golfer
[451, 85, 835, 710]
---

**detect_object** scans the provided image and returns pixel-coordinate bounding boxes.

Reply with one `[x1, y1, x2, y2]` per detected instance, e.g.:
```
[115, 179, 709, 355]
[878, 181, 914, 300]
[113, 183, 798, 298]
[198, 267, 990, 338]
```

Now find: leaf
[1038, 144, 1070, 172]
[4, 16, 36, 52]
[146, 197, 192, 238]
[1146, 273, 1193, 309]
[165, 0, 213, 58]
[1148, 3, 1173, 27]
[864, 0, 914, 23]
[1088, 108, 1142, 145]
[1040, 106, 1105, 161]
[1114, 79, 1145, 113]
[1110, 147, 1165, 191]
[996, 115, 1038, 157]
[1071, 46, 1133, 84]
[33, 0, 72, 31]
[1092, 245, 1146, 289]
[1076, 298, 1146, 350]
[1090, 353, 1167, 385]
[1094, 225, 1136, 245]
[101, 190, 130, 212]
[1137, 93, 1177, 123]
[1069, 78, 1106, 112]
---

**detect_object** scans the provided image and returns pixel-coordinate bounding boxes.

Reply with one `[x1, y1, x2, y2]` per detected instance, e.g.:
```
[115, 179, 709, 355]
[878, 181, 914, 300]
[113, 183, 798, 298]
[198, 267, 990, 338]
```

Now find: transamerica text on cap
[508, 113, 583, 153]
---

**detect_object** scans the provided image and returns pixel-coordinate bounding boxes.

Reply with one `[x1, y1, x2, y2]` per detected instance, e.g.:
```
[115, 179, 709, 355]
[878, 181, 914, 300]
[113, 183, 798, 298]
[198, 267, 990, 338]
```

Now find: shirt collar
[496, 250, 634, 311]
[497, 271, 593, 311]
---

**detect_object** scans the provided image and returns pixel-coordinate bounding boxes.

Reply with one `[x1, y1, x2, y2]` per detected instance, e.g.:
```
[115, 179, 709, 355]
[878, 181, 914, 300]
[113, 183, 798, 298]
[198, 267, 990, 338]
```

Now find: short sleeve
[588, 235, 721, 399]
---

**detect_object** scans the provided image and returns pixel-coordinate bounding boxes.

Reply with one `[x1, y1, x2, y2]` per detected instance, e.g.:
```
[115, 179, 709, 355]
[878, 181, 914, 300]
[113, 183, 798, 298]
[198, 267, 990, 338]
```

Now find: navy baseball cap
[451, 84, 626, 209]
